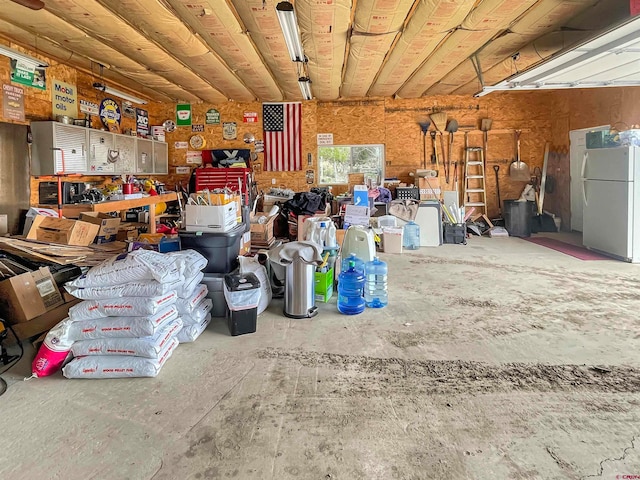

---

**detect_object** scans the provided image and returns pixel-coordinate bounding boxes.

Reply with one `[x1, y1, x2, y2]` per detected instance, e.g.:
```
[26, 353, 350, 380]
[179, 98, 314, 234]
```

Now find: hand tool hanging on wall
[445, 119, 459, 185]
[493, 165, 502, 218]
[430, 112, 447, 181]
[418, 121, 431, 170]
[481, 118, 492, 169]
[510, 129, 530, 180]
[430, 131, 439, 171]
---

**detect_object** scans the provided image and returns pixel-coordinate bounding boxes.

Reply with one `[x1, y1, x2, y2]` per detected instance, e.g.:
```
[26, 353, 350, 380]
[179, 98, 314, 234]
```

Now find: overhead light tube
[298, 77, 312, 100]
[0, 44, 48, 67]
[276, 1, 306, 62]
[93, 82, 148, 105]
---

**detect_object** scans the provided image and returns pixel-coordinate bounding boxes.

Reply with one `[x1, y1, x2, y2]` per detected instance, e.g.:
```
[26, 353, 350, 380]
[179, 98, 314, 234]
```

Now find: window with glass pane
[318, 145, 384, 184]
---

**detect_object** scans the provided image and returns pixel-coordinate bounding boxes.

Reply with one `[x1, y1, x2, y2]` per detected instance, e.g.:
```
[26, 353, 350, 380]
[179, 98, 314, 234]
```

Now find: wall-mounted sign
[3, 84, 25, 122]
[122, 101, 135, 118]
[176, 103, 192, 126]
[99, 98, 121, 133]
[136, 108, 149, 136]
[317, 133, 333, 145]
[10, 60, 46, 91]
[205, 108, 220, 125]
[52, 79, 78, 118]
[192, 124, 204, 132]
[176, 166, 190, 174]
[186, 150, 203, 164]
[223, 122, 237, 140]
[306, 169, 315, 184]
[174, 141, 188, 149]
[80, 99, 99, 116]
[243, 112, 258, 123]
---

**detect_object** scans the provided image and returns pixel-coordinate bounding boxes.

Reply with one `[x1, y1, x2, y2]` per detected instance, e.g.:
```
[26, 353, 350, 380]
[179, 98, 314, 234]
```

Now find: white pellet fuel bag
[65, 277, 181, 300]
[71, 318, 183, 358]
[189, 298, 213, 323]
[167, 249, 207, 279]
[62, 337, 179, 379]
[66, 250, 180, 288]
[177, 314, 211, 343]
[66, 305, 179, 341]
[177, 271, 205, 299]
[69, 291, 177, 320]
[175, 284, 208, 315]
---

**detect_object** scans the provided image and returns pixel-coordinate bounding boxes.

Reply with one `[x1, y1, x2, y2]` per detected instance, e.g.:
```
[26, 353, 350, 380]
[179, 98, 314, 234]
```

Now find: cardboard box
[0, 267, 65, 324]
[185, 202, 238, 233]
[22, 207, 59, 236]
[314, 267, 334, 303]
[10, 294, 81, 342]
[240, 231, 251, 256]
[79, 212, 121, 243]
[26, 216, 100, 247]
[116, 224, 139, 242]
[250, 214, 276, 242]
[418, 178, 441, 201]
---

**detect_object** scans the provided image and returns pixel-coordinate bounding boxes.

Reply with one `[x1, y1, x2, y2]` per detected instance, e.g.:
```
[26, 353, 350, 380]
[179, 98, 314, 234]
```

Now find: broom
[430, 112, 448, 182]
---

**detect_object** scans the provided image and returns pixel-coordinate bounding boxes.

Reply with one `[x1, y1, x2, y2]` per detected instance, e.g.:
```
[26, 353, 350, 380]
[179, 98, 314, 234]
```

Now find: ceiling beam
[223, 0, 285, 101]
[366, 0, 421, 98]
[338, 0, 358, 98]
[94, 0, 233, 102]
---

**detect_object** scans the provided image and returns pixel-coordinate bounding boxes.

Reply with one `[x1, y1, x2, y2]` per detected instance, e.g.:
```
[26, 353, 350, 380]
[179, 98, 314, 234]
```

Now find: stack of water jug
[337, 253, 388, 315]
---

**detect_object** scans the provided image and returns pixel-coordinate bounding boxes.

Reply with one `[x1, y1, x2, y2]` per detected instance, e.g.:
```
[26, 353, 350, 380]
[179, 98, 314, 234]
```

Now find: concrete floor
[1, 235, 639, 480]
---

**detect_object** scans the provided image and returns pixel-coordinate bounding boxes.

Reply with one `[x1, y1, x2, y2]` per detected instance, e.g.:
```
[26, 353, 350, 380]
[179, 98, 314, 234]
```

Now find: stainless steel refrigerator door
[583, 147, 635, 182]
[583, 179, 633, 260]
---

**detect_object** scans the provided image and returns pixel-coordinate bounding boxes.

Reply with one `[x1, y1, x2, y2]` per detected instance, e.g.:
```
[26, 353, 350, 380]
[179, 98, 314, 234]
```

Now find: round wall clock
[189, 134, 206, 150]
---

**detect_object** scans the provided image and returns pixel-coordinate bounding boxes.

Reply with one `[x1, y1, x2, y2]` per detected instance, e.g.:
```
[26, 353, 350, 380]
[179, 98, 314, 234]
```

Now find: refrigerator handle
[581, 152, 588, 207]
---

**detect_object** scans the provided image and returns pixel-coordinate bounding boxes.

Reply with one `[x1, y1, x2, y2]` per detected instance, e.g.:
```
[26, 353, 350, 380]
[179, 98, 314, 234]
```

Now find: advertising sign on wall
[10, 60, 46, 90]
[52, 80, 78, 118]
[3, 84, 25, 122]
[99, 98, 122, 133]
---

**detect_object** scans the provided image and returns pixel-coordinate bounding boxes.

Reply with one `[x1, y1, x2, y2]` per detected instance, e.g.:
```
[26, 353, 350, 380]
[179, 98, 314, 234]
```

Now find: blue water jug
[337, 261, 365, 315]
[364, 257, 388, 308]
[403, 221, 420, 250]
[340, 253, 365, 275]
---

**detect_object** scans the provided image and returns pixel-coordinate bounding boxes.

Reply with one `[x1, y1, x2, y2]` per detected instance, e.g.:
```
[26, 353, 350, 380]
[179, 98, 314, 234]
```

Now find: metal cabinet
[115, 135, 137, 174]
[136, 138, 154, 174]
[153, 141, 168, 174]
[32, 122, 88, 175]
[31, 121, 169, 176]
[88, 130, 115, 174]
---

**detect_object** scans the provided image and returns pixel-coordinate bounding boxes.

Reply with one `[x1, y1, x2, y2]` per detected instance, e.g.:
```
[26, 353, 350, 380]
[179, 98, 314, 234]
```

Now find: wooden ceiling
[0, 0, 631, 103]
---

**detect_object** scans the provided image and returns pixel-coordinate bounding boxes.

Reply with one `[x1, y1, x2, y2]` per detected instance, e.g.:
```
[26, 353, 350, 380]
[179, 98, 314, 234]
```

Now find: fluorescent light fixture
[475, 15, 640, 97]
[0, 44, 48, 67]
[93, 82, 148, 105]
[298, 77, 312, 100]
[276, 1, 306, 62]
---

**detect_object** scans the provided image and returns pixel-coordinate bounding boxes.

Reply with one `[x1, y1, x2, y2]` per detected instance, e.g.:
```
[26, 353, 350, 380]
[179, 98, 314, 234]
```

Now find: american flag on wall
[262, 102, 302, 171]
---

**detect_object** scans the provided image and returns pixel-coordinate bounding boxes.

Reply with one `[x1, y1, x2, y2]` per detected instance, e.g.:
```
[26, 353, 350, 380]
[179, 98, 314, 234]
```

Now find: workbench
[39, 192, 178, 234]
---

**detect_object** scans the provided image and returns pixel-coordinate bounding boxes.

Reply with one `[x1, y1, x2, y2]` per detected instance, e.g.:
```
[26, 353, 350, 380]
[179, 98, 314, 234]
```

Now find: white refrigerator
[582, 146, 640, 262]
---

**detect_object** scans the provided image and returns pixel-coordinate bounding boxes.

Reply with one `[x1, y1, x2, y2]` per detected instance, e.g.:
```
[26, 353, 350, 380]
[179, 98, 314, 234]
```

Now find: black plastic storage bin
[443, 223, 467, 244]
[503, 200, 534, 238]
[224, 272, 261, 336]
[178, 223, 246, 274]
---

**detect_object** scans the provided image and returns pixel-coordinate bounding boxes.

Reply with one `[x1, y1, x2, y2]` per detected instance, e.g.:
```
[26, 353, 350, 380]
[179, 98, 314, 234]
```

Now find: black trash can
[224, 272, 261, 336]
[503, 200, 534, 237]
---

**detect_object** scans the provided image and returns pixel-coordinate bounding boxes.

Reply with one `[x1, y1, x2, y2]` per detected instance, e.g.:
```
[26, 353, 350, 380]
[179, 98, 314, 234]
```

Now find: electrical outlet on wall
[272, 178, 276, 185]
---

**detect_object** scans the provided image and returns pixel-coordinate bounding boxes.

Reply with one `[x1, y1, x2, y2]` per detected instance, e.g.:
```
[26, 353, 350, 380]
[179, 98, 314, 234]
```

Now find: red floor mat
[523, 236, 612, 261]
